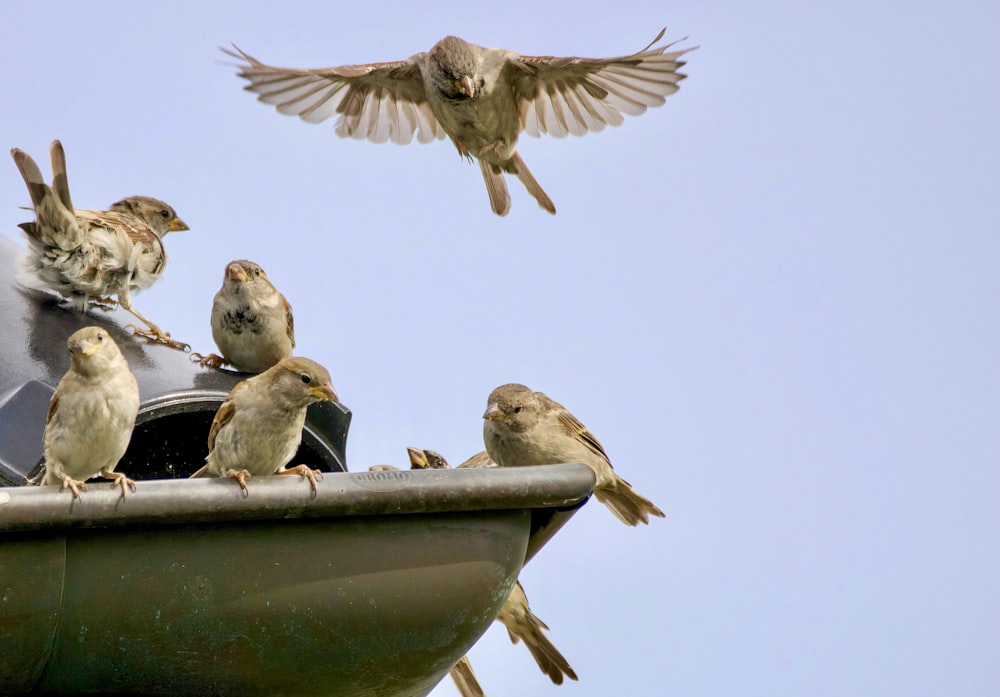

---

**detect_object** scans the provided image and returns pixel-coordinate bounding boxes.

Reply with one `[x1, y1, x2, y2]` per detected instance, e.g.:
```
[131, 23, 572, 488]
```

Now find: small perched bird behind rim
[224, 28, 695, 216]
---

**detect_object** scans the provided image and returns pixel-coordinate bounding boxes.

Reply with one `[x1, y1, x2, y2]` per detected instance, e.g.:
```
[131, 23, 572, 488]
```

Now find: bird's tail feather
[11, 147, 48, 209]
[595, 475, 665, 526]
[449, 655, 485, 697]
[507, 618, 578, 684]
[478, 158, 511, 216]
[49, 140, 74, 212]
[504, 152, 556, 215]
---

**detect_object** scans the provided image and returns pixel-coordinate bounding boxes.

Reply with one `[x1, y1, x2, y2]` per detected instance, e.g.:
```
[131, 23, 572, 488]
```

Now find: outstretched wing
[223, 45, 447, 145]
[509, 29, 695, 138]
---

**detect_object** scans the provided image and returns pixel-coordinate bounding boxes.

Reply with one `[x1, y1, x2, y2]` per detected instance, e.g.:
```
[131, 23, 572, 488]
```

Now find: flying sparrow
[194, 259, 294, 373]
[407, 447, 578, 686]
[482, 383, 665, 526]
[11, 141, 190, 350]
[34, 326, 140, 499]
[224, 29, 694, 216]
[190, 356, 338, 496]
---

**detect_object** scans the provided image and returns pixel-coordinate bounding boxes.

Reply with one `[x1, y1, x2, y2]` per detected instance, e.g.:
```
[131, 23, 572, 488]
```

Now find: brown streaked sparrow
[224, 29, 694, 216]
[483, 383, 665, 526]
[407, 447, 578, 686]
[190, 357, 338, 496]
[35, 326, 140, 499]
[194, 259, 294, 373]
[11, 140, 190, 350]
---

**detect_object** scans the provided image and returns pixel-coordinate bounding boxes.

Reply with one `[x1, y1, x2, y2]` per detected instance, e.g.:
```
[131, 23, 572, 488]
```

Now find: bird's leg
[119, 296, 191, 352]
[224, 468, 252, 497]
[190, 352, 230, 369]
[276, 465, 324, 497]
[101, 468, 136, 498]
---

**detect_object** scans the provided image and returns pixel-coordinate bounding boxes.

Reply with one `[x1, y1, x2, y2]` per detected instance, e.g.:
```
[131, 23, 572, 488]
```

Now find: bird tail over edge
[449, 655, 486, 697]
[595, 474, 666, 526]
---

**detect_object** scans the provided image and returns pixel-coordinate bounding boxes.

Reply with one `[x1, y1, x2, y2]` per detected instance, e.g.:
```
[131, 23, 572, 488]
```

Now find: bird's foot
[126, 324, 191, 352]
[479, 139, 505, 156]
[454, 139, 474, 163]
[224, 468, 252, 497]
[277, 465, 324, 497]
[61, 478, 88, 500]
[107, 472, 137, 498]
[191, 352, 229, 369]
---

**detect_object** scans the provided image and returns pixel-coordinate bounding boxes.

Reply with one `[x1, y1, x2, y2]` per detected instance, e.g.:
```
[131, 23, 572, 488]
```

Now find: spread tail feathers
[504, 152, 556, 215]
[595, 475, 666, 526]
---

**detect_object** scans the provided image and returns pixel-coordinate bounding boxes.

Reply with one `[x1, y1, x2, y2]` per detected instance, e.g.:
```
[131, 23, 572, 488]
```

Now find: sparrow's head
[483, 383, 540, 432]
[220, 259, 278, 298]
[265, 356, 338, 408]
[110, 196, 188, 237]
[428, 36, 483, 100]
[406, 447, 451, 470]
[67, 326, 125, 376]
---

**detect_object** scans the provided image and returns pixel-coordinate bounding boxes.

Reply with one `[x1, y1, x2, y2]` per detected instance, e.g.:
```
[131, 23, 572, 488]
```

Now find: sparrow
[224, 29, 694, 216]
[10, 141, 190, 350]
[482, 383, 665, 526]
[194, 260, 295, 373]
[190, 356, 338, 496]
[34, 326, 140, 499]
[407, 447, 578, 686]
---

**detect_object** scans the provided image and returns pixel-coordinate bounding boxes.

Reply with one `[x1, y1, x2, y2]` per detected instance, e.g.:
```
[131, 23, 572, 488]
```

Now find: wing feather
[510, 31, 696, 138]
[223, 45, 446, 145]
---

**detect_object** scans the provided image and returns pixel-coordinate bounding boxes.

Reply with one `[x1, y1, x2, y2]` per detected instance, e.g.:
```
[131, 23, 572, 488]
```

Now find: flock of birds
[8, 27, 693, 697]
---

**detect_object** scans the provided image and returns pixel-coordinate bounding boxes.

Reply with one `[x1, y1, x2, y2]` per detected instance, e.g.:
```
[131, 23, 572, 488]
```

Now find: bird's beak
[456, 75, 475, 98]
[407, 447, 429, 469]
[482, 403, 503, 420]
[228, 264, 249, 282]
[76, 340, 99, 358]
[310, 383, 338, 402]
[167, 218, 189, 232]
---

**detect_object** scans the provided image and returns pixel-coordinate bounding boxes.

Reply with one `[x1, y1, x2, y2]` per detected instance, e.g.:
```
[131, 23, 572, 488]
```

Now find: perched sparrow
[407, 447, 578, 685]
[190, 357, 338, 496]
[35, 327, 140, 499]
[483, 383, 665, 526]
[224, 29, 694, 216]
[10, 141, 190, 350]
[194, 260, 294, 373]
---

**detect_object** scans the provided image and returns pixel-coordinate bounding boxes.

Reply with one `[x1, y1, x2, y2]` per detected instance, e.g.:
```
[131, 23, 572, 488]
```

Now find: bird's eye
[300, 374, 312, 384]
[512, 406, 522, 414]
[96, 332, 104, 342]
[159, 209, 170, 219]
[253, 268, 261, 276]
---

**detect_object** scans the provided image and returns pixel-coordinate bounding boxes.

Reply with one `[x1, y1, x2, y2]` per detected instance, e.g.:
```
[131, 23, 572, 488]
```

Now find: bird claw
[479, 139, 504, 156]
[225, 468, 252, 497]
[190, 352, 228, 369]
[62, 478, 88, 500]
[125, 324, 191, 352]
[277, 465, 324, 498]
[109, 473, 137, 498]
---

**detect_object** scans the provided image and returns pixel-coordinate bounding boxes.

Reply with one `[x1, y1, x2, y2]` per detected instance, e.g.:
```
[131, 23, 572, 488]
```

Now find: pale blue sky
[2, 1, 998, 695]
